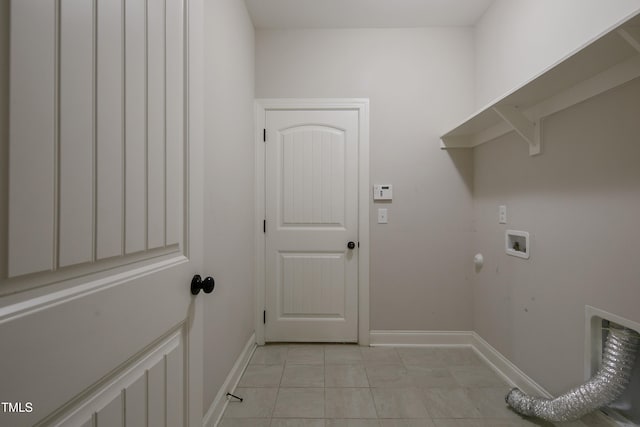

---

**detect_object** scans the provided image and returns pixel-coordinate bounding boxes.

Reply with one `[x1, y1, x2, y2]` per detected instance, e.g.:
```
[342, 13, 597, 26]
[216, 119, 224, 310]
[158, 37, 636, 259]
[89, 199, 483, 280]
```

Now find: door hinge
[263, 219, 266, 233]
[263, 310, 266, 324]
[263, 128, 266, 142]
[358, 241, 360, 248]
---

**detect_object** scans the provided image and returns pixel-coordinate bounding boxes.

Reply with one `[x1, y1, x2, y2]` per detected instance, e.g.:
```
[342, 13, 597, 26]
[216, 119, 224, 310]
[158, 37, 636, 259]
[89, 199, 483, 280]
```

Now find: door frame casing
[254, 98, 370, 346]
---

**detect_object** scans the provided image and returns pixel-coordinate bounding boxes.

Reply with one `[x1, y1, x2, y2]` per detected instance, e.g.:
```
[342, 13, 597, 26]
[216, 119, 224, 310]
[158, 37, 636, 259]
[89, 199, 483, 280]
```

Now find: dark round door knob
[191, 274, 215, 295]
[202, 276, 215, 293]
[347, 241, 356, 250]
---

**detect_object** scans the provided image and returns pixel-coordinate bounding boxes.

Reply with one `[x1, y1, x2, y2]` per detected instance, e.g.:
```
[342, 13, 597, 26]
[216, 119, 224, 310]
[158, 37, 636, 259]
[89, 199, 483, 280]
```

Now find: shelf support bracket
[439, 135, 471, 149]
[492, 105, 541, 156]
[618, 27, 640, 54]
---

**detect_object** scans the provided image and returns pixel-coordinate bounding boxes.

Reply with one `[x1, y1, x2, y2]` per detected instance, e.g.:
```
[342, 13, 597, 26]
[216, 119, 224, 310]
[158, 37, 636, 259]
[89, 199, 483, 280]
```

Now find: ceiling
[244, 0, 496, 30]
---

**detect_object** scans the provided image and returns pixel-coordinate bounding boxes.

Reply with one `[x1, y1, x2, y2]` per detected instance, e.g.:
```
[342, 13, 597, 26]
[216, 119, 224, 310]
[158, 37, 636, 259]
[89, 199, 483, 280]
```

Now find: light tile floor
[218, 345, 612, 427]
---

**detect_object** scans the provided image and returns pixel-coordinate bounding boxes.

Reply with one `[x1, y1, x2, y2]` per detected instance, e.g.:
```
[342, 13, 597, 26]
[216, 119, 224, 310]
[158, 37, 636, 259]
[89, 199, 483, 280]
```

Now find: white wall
[472, 77, 640, 395]
[471, 0, 640, 397]
[474, 0, 640, 108]
[203, 0, 255, 412]
[256, 28, 476, 331]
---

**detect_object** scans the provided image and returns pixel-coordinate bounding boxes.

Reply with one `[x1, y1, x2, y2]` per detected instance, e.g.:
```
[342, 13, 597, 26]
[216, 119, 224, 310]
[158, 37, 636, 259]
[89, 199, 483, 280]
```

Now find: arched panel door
[265, 110, 359, 342]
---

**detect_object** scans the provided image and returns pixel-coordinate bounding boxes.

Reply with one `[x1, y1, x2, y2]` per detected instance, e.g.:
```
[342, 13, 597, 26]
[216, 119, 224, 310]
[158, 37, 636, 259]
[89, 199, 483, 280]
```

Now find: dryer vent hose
[505, 325, 639, 422]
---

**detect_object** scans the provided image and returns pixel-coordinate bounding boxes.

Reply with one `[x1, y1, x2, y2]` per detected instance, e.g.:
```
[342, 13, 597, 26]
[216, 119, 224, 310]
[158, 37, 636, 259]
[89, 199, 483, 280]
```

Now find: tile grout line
[224, 345, 538, 426]
[359, 345, 381, 420]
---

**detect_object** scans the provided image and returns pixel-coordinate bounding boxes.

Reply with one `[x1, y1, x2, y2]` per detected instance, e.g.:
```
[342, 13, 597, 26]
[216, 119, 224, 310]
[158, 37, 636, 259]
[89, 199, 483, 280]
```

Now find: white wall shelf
[440, 14, 640, 156]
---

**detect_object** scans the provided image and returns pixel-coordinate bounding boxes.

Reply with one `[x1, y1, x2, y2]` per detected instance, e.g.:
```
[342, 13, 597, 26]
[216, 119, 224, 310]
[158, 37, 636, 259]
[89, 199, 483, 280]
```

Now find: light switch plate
[378, 208, 388, 224]
[499, 205, 507, 224]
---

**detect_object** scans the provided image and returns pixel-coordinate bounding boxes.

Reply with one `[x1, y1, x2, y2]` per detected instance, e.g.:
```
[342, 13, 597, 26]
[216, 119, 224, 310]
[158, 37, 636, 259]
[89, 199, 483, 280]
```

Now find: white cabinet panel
[96, 0, 124, 260]
[165, 345, 184, 427]
[165, 0, 184, 247]
[282, 128, 345, 226]
[124, 375, 146, 427]
[5, 0, 186, 284]
[29, 326, 186, 427]
[59, 0, 94, 268]
[8, 0, 56, 277]
[280, 253, 346, 317]
[147, 360, 166, 427]
[147, 0, 166, 250]
[2, 1, 201, 425]
[95, 393, 123, 427]
[125, 0, 147, 255]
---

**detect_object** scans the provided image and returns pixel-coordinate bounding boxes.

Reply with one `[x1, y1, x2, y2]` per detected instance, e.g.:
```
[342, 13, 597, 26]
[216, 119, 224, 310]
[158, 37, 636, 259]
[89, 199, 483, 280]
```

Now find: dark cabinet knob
[347, 241, 356, 250]
[191, 274, 215, 295]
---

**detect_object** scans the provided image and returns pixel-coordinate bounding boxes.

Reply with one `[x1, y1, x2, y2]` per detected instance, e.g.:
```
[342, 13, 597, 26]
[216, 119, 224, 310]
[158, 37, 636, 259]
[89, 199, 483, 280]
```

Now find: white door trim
[254, 98, 370, 346]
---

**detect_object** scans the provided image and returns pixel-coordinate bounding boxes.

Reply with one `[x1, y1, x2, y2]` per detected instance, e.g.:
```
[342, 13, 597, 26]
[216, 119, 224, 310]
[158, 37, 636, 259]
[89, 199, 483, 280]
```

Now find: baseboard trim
[369, 330, 550, 397]
[370, 330, 621, 425]
[471, 333, 620, 425]
[206, 330, 618, 425]
[470, 332, 552, 398]
[369, 330, 474, 346]
[203, 332, 257, 427]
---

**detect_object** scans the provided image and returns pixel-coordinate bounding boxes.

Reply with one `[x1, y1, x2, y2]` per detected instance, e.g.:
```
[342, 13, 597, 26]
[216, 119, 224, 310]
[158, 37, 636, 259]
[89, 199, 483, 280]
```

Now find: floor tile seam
[324, 386, 372, 388]
[275, 361, 288, 391]
[286, 362, 325, 366]
[275, 386, 324, 390]
[237, 349, 510, 423]
[354, 381, 381, 420]
[362, 387, 379, 420]
[425, 392, 526, 422]
[432, 416, 508, 420]
[324, 382, 372, 388]
[267, 417, 384, 425]
[270, 386, 281, 419]
[324, 362, 366, 366]
[361, 356, 375, 400]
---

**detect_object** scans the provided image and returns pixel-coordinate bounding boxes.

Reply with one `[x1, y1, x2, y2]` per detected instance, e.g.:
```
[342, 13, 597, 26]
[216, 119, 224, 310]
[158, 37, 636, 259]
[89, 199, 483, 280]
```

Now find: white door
[265, 109, 359, 342]
[0, 0, 204, 426]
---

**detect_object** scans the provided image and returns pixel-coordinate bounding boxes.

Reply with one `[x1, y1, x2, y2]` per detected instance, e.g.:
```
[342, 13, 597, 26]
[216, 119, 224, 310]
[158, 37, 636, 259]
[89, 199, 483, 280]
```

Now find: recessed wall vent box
[506, 230, 529, 259]
[586, 306, 640, 426]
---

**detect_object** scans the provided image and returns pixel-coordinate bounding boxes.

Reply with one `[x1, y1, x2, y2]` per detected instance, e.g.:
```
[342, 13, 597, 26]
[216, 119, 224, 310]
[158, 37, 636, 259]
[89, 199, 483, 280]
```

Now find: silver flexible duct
[505, 325, 640, 422]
